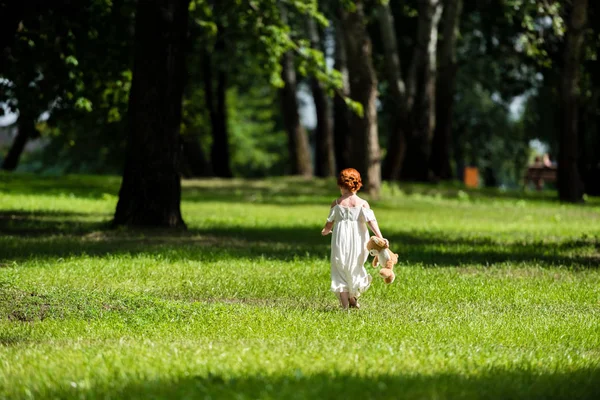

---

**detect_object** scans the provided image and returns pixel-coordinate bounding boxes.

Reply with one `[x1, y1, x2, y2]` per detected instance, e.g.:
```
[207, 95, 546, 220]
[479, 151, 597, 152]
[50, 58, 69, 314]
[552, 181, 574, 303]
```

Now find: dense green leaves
[0, 0, 598, 194]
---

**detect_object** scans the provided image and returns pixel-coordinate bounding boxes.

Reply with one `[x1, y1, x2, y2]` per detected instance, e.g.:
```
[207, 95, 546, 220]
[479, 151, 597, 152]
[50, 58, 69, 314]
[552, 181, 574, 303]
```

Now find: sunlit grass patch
[1, 174, 599, 399]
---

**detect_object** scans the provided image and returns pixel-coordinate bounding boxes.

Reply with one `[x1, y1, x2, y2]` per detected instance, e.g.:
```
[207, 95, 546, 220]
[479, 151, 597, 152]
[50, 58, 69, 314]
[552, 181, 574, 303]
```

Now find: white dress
[326, 202, 376, 297]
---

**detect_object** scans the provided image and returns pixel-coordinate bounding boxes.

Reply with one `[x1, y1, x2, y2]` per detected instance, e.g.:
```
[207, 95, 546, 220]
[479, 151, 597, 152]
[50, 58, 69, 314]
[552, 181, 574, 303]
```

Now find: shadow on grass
[0, 173, 122, 200]
[5, 173, 598, 207]
[0, 210, 109, 236]
[46, 368, 600, 400]
[0, 210, 598, 268]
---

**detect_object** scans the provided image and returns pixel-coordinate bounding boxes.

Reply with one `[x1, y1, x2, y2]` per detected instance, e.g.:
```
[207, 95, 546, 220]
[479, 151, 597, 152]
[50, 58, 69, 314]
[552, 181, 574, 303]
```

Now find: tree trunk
[430, 0, 462, 181]
[558, 0, 588, 203]
[213, 69, 232, 177]
[583, 105, 600, 195]
[1, 114, 39, 171]
[377, 2, 409, 181]
[333, 17, 351, 173]
[279, 6, 312, 177]
[402, 0, 444, 182]
[308, 18, 335, 177]
[113, 0, 189, 228]
[340, 1, 381, 196]
[204, 46, 233, 178]
[180, 131, 211, 178]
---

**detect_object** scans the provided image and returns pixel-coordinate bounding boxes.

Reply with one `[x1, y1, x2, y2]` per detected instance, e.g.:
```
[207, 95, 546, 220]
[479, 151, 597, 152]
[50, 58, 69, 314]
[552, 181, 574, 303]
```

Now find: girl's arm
[321, 221, 334, 235]
[364, 202, 389, 246]
[321, 199, 337, 235]
[367, 219, 385, 239]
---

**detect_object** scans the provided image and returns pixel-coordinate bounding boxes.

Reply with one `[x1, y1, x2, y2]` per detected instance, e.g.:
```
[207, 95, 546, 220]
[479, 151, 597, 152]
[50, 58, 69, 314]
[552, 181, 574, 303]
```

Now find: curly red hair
[337, 168, 363, 192]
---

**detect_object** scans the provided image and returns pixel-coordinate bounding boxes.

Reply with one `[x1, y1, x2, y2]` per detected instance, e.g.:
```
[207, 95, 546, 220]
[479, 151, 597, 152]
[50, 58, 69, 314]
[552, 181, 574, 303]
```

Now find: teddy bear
[366, 236, 398, 284]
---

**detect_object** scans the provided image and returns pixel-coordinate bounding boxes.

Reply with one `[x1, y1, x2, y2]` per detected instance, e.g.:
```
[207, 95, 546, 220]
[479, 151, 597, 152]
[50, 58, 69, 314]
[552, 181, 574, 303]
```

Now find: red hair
[337, 168, 363, 192]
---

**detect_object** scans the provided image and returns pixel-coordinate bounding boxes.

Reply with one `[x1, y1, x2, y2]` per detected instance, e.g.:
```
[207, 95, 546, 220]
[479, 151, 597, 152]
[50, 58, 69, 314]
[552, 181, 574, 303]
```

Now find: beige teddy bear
[366, 236, 398, 284]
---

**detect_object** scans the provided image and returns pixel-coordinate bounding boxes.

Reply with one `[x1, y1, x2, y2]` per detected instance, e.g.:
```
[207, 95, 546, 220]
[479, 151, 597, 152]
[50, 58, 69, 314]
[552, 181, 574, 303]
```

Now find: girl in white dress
[321, 168, 388, 309]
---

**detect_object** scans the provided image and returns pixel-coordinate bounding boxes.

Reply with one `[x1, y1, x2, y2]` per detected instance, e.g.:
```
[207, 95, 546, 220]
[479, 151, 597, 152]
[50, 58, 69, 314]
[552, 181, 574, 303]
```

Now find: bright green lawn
[1, 174, 599, 399]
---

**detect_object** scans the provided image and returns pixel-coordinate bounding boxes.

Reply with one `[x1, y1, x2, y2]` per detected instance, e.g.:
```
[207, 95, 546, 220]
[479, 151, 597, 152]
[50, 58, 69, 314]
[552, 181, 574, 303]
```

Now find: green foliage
[1, 175, 599, 398]
[1, 0, 598, 185]
[0, 0, 135, 173]
[227, 86, 289, 177]
[453, 80, 529, 187]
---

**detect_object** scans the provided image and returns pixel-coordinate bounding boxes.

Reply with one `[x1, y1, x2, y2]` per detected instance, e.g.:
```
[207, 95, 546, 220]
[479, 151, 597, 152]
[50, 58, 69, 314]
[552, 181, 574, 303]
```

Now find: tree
[340, 1, 381, 195]
[558, 0, 588, 202]
[430, 0, 462, 180]
[1, 107, 40, 171]
[377, 1, 408, 181]
[279, 4, 313, 177]
[377, 0, 443, 182]
[307, 17, 335, 177]
[401, 0, 444, 181]
[203, 30, 233, 178]
[1, 0, 136, 173]
[113, 0, 190, 228]
[332, 16, 351, 173]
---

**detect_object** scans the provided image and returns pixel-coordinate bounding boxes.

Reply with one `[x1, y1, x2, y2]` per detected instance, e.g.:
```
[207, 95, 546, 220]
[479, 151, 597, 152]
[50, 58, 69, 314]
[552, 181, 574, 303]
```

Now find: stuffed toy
[366, 236, 398, 284]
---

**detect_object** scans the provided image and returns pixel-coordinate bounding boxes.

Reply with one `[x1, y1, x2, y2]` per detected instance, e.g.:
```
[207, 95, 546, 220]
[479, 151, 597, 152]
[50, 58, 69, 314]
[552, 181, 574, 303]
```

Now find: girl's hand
[321, 228, 332, 236]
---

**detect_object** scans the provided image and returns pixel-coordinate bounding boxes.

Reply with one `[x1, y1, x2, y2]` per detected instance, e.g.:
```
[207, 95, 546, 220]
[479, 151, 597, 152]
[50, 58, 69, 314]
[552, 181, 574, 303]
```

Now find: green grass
[1, 173, 599, 399]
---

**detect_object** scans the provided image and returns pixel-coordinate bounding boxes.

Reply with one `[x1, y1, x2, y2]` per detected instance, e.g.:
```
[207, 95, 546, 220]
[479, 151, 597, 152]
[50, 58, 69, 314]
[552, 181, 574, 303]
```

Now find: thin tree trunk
[340, 1, 381, 196]
[584, 103, 600, 195]
[430, 0, 462, 180]
[180, 131, 211, 178]
[113, 0, 189, 228]
[213, 68, 232, 177]
[558, 0, 588, 203]
[279, 50, 313, 177]
[377, 2, 409, 181]
[279, 5, 312, 177]
[402, 0, 443, 181]
[1, 114, 38, 171]
[308, 17, 335, 177]
[333, 17, 351, 173]
[204, 29, 233, 178]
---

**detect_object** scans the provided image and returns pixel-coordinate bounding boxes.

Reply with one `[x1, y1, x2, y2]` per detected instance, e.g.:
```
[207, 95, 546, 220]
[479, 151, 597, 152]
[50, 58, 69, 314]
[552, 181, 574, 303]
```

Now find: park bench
[524, 166, 557, 190]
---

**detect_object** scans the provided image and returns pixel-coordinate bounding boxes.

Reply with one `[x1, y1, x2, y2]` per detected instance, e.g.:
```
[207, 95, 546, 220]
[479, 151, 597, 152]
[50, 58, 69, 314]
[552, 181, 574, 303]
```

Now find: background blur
[1, 0, 598, 208]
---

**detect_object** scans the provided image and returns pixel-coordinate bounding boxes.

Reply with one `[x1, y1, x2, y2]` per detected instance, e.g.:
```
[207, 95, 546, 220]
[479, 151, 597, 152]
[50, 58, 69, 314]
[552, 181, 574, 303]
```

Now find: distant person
[543, 153, 555, 168]
[321, 168, 388, 310]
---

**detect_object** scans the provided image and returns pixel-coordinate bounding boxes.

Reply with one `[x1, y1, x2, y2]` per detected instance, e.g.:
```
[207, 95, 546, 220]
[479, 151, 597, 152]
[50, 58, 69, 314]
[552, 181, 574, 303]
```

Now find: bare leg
[349, 295, 360, 309]
[338, 292, 350, 309]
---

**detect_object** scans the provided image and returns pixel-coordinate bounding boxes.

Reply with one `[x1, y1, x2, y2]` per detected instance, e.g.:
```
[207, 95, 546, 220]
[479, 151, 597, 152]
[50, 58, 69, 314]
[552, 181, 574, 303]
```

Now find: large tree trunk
[333, 18, 351, 173]
[1, 114, 39, 171]
[113, 0, 189, 228]
[558, 0, 588, 203]
[402, 0, 443, 182]
[377, 2, 409, 181]
[204, 43, 233, 178]
[308, 18, 335, 177]
[340, 1, 381, 196]
[430, 0, 462, 181]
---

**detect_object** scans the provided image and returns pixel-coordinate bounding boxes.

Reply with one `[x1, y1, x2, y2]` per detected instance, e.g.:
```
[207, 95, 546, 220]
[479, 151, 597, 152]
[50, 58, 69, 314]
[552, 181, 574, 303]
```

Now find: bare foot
[349, 297, 360, 309]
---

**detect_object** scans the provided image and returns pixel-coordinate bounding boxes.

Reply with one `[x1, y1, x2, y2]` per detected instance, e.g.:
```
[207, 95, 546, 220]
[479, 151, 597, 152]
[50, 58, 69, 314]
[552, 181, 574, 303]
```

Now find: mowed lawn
[1, 174, 599, 399]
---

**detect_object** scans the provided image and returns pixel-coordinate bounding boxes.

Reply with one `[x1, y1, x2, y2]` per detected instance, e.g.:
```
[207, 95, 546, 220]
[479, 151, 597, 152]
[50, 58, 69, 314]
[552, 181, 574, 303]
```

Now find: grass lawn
[1, 173, 599, 399]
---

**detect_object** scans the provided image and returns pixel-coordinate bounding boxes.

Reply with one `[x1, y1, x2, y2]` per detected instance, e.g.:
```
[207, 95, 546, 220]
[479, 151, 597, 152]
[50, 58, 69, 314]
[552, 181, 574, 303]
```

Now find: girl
[321, 168, 388, 309]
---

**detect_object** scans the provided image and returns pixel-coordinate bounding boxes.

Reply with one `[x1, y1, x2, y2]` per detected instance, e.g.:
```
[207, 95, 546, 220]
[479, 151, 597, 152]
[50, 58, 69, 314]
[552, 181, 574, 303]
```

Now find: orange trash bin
[464, 167, 479, 188]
